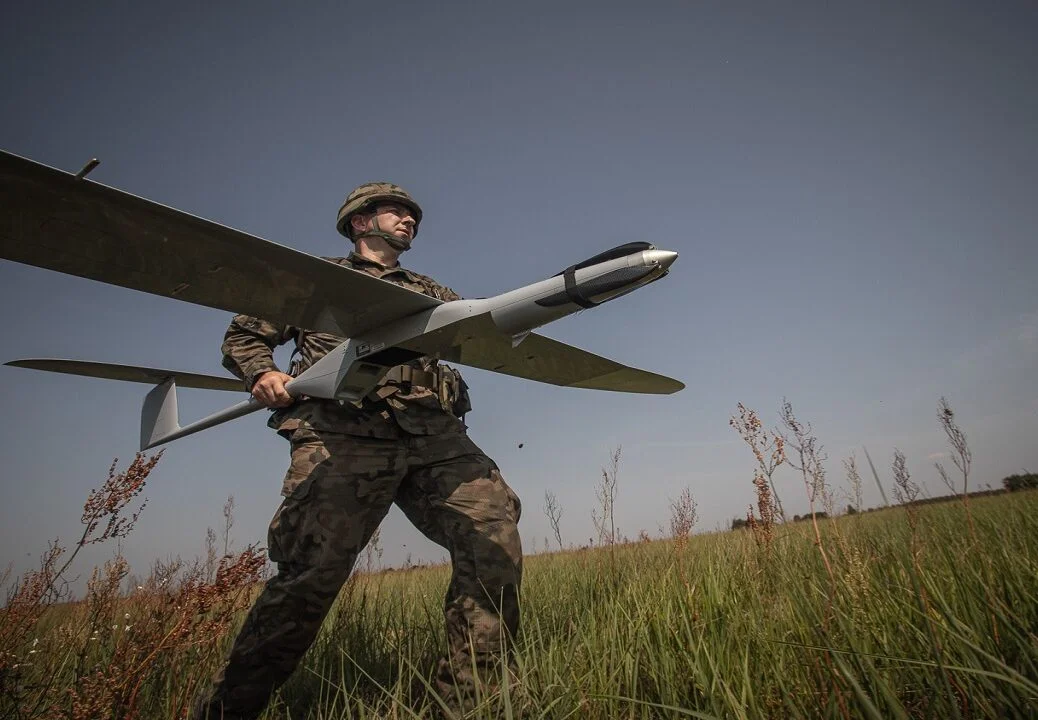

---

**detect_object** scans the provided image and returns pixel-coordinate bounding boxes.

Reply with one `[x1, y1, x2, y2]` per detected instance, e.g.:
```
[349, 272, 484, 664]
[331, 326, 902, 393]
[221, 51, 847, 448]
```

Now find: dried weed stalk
[0, 451, 268, 720]
[892, 449, 920, 532]
[843, 454, 864, 516]
[730, 403, 787, 520]
[592, 446, 623, 583]
[80, 453, 159, 548]
[592, 446, 621, 548]
[891, 449, 919, 504]
[0, 452, 161, 718]
[934, 398, 998, 644]
[746, 470, 779, 551]
[669, 487, 698, 543]
[543, 490, 564, 551]
[834, 455, 872, 617]
[934, 397, 976, 540]
[0, 542, 65, 710]
[779, 401, 835, 582]
[667, 487, 700, 619]
[62, 545, 266, 720]
[204, 527, 218, 583]
[361, 526, 384, 574]
[221, 495, 235, 556]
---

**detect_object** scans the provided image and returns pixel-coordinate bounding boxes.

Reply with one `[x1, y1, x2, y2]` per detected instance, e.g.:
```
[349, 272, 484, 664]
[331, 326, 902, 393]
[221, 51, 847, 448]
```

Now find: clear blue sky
[2, 1, 1035, 585]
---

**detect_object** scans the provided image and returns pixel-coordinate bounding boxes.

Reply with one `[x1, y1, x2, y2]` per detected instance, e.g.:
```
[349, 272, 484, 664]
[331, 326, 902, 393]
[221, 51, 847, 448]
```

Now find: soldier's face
[369, 203, 416, 241]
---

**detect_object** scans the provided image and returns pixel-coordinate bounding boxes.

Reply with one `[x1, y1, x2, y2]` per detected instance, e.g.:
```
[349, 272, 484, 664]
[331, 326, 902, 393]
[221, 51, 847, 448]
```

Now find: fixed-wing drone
[0, 150, 683, 450]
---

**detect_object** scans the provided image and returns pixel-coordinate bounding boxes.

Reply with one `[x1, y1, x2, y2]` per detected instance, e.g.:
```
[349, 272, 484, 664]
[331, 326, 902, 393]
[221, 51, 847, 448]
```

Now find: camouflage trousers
[192, 428, 523, 720]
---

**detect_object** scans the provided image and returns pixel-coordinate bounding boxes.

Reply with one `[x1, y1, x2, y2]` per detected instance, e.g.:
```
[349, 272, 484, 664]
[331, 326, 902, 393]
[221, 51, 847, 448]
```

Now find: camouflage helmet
[336, 182, 423, 240]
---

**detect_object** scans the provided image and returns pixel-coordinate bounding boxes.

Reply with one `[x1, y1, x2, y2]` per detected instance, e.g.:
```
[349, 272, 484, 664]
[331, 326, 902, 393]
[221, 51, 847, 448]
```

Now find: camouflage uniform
[193, 253, 523, 719]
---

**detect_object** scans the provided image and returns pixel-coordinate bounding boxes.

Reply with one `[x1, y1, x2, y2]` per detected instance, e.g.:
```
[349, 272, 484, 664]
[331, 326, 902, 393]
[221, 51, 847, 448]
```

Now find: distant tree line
[1002, 473, 1038, 492]
[730, 473, 1036, 531]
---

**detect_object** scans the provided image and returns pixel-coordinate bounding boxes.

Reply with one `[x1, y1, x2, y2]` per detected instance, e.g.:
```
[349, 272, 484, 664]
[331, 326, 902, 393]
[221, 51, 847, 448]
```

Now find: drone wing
[459, 332, 683, 393]
[401, 315, 684, 394]
[0, 151, 439, 336]
[5, 359, 244, 391]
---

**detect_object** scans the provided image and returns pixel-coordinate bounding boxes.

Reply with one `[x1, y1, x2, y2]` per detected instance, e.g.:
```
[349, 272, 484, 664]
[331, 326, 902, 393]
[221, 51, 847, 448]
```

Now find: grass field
[4, 485, 1037, 719]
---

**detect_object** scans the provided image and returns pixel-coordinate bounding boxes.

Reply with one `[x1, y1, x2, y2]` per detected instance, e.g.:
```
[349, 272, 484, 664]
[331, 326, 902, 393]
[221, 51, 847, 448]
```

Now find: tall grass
[3, 408, 1037, 718]
[284, 493, 1037, 719]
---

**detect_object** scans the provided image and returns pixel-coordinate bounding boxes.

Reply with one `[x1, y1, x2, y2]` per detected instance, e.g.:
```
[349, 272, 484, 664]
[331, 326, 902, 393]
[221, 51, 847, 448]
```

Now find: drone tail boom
[2, 358, 264, 450]
[140, 378, 263, 450]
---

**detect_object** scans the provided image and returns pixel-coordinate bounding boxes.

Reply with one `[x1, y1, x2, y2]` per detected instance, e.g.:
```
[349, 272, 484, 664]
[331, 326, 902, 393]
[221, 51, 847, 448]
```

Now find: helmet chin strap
[356, 214, 412, 252]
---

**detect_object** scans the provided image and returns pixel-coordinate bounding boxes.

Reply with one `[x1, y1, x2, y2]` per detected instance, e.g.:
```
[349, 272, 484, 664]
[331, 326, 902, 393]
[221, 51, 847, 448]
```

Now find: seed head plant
[833, 454, 872, 621]
[204, 527, 218, 583]
[745, 469, 778, 551]
[730, 403, 787, 521]
[0, 452, 269, 719]
[543, 490, 564, 551]
[934, 397, 977, 540]
[892, 449, 920, 519]
[843, 453, 864, 516]
[668, 487, 698, 544]
[1, 453, 160, 718]
[80, 452, 159, 548]
[779, 400, 835, 582]
[0, 542, 64, 710]
[668, 486, 699, 602]
[221, 494, 235, 555]
[361, 526, 384, 574]
[592, 446, 621, 548]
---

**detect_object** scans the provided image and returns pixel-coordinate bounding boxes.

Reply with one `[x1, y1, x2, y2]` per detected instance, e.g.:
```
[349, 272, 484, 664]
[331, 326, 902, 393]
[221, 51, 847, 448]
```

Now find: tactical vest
[288, 329, 471, 421]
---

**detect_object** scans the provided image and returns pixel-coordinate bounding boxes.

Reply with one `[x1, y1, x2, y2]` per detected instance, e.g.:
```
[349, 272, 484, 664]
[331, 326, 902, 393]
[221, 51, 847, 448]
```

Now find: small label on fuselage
[355, 341, 385, 358]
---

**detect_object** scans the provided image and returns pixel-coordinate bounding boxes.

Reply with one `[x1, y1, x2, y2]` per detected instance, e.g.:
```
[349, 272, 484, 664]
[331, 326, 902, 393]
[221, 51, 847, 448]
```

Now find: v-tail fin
[141, 378, 180, 450]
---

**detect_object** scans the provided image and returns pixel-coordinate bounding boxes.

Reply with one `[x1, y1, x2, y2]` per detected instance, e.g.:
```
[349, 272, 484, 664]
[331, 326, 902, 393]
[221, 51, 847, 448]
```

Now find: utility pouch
[438, 365, 472, 420]
[453, 375, 472, 421]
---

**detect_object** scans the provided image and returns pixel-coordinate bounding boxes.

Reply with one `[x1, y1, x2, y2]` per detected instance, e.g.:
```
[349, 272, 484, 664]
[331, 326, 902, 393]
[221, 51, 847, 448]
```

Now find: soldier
[191, 184, 523, 719]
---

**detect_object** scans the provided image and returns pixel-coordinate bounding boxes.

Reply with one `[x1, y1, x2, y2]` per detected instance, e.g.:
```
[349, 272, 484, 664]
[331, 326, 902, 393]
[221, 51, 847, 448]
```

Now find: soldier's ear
[350, 212, 370, 236]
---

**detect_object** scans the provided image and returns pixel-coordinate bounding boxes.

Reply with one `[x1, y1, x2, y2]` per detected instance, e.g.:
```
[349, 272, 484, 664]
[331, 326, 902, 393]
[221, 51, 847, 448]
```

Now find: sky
[1, 1, 1036, 589]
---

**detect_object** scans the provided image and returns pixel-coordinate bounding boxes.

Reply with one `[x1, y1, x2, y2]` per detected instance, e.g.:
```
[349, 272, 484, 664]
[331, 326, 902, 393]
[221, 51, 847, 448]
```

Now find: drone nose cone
[643, 249, 678, 270]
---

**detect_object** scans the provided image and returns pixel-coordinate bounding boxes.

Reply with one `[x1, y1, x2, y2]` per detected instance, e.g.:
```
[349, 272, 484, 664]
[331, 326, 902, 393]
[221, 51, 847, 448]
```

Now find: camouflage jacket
[220, 252, 468, 438]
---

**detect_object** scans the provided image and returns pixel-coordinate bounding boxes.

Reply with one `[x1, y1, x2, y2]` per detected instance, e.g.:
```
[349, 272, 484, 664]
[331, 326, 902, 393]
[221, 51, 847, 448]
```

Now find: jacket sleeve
[414, 273, 462, 303]
[221, 314, 296, 390]
[439, 286, 462, 302]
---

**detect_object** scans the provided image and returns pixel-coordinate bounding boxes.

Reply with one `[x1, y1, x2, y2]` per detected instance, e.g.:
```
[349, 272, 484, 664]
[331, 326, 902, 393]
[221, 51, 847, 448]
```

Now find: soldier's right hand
[252, 371, 295, 408]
